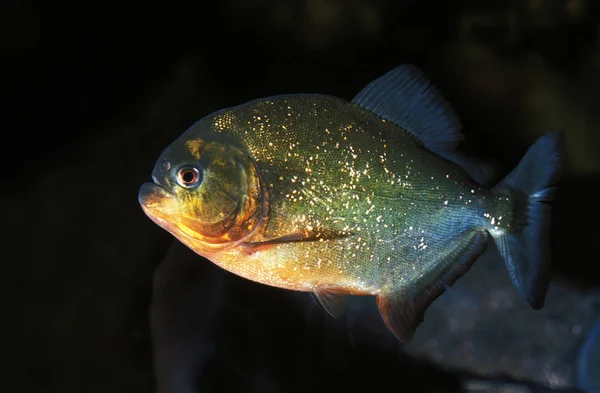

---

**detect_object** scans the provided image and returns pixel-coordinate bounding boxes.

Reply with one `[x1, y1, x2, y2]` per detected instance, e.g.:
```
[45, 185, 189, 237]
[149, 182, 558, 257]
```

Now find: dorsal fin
[352, 64, 464, 151]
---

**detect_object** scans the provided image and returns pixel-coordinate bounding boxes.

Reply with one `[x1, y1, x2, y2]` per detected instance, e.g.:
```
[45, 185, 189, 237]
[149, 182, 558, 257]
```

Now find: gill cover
[140, 135, 267, 250]
[178, 138, 265, 245]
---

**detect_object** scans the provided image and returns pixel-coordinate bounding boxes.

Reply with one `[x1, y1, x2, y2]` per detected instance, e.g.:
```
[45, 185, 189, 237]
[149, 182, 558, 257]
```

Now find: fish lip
[138, 182, 183, 237]
[138, 182, 173, 206]
[138, 182, 176, 222]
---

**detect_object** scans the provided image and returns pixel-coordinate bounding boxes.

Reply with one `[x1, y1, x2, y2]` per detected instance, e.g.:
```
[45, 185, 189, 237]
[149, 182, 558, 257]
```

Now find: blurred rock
[150, 242, 226, 393]
[576, 319, 600, 393]
[346, 244, 600, 390]
[409, 246, 599, 389]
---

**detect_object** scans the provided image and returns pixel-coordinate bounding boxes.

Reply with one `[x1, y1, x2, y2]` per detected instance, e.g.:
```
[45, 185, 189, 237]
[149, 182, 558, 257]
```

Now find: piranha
[138, 65, 565, 342]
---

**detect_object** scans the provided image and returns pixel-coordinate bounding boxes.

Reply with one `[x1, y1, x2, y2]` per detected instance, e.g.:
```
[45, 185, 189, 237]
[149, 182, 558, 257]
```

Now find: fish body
[139, 65, 565, 341]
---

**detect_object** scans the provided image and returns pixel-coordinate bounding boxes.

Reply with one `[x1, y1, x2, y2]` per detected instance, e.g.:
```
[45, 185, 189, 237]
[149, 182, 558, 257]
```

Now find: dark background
[9, 0, 599, 392]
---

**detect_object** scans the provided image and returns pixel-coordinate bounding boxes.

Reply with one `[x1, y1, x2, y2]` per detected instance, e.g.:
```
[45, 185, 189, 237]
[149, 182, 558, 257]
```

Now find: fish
[138, 64, 565, 342]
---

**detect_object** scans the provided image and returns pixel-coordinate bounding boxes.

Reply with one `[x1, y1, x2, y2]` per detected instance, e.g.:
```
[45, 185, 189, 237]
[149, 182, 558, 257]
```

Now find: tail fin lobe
[490, 131, 566, 309]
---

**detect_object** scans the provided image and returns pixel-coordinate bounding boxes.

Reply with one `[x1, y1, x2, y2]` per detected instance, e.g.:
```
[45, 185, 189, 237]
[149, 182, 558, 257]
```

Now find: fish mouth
[138, 182, 216, 249]
[138, 182, 178, 229]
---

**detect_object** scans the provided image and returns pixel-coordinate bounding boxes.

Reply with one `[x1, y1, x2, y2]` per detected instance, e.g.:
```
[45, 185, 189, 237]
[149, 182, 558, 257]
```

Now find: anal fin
[376, 230, 488, 342]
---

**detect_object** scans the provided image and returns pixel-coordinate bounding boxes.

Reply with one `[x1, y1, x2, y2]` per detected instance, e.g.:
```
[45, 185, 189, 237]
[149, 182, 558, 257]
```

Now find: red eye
[177, 166, 202, 187]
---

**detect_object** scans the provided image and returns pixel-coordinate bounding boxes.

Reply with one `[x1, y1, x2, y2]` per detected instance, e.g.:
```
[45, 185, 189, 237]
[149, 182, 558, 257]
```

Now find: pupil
[182, 171, 195, 183]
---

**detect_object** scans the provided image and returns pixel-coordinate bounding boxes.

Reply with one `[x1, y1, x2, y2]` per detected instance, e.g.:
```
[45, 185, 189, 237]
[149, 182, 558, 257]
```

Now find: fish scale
[198, 95, 494, 292]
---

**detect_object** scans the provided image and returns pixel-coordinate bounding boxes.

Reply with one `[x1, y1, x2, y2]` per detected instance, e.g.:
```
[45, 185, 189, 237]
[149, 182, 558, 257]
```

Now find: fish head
[138, 127, 266, 254]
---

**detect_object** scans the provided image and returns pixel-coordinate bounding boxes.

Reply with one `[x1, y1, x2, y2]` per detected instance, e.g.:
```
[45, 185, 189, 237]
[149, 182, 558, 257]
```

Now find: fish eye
[176, 166, 202, 188]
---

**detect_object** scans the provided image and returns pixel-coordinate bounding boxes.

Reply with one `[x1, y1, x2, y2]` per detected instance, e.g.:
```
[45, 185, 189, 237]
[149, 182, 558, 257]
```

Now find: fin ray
[244, 228, 352, 248]
[490, 130, 565, 309]
[376, 230, 488, 342]
[313, 286, 349, 318]
[352, 64, 463, 152]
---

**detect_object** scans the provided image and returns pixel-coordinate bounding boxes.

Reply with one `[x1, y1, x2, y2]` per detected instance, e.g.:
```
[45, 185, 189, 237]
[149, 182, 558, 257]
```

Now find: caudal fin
[490, 131, 566, 309]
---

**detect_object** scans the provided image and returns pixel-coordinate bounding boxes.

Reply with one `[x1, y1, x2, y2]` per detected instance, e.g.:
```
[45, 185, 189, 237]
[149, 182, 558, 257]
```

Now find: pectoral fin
[244, 227, 352, 249]
[313, 286, 349, 318]
[377, 230, 488, 342]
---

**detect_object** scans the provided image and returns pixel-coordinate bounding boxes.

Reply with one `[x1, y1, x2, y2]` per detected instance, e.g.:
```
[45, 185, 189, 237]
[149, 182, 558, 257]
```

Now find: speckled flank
[169, 94, 513, 295]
